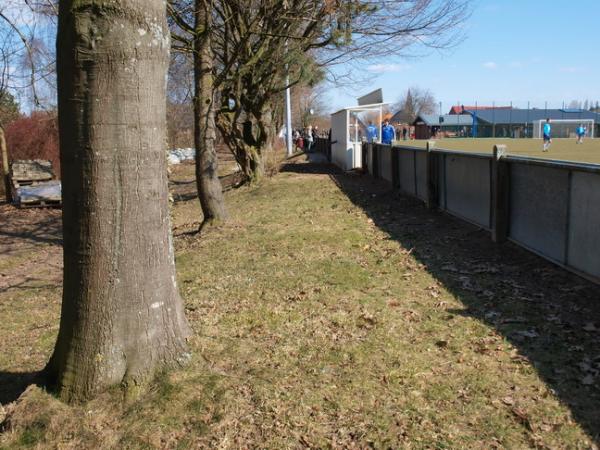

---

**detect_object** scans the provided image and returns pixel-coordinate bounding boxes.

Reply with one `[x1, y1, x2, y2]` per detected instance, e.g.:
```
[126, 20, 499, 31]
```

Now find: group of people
[542, 119, 588, 152]
[293, 125, 324, 152]
[366, 120, 398, 145]
[294, 118, 589, 154]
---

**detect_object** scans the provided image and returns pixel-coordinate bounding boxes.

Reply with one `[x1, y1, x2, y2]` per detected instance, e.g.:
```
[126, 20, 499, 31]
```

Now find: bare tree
[213, 0, 470, 179]
[193, 0, 227, 228]
[46, 0, 190, 402]
[291, 83, 328, 129]
[0, 125, 8, 202]
[168, 0, 229, 226]
[395, 86, 438, 123]
[0, 39, 21, 202]
[0, 0, 58, 109]
[167, 52, 194, 148]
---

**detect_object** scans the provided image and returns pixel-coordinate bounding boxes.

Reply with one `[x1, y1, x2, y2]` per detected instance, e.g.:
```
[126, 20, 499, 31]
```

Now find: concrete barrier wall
[333, 142, 600, 284]
[444, 155, 492, 229]
[379, 146, 393, 182]
[438, 154, 446, 208]
[509, 163, 569, 263]
[568, 171, 600, 279]
[366, 145, 374, 176]
[398, 150, 416, 195]
[415, 152, 428, 201]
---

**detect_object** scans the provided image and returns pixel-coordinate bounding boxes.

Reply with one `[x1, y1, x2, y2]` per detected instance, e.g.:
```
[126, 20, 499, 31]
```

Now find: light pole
[284, 40, 293, 157]
[285, 76, 293, 157]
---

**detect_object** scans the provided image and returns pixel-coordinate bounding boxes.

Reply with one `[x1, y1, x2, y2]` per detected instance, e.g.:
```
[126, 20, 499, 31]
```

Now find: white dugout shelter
[330, 89, 388, 171]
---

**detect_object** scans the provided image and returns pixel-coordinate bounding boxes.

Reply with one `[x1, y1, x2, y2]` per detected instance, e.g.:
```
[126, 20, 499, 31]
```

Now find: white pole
[285, 75, 293, 157]
[379, 106, 382, 143]
[284, 40, 293, 157]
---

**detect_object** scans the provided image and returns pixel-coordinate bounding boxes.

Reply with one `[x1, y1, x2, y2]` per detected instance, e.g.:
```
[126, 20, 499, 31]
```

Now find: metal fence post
[491, 144, 509, 243]
[426, 141, 438, 209]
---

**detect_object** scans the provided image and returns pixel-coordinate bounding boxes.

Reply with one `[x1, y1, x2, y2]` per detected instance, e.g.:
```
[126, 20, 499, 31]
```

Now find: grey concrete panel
[567, 171, 600, 278]
[399, 150, 416, 195]
[438, 154, 446, 208]
[415, 152, 428, 201]
[509, 163, 569, 263]
[445, 155, 491, 228]
[380, 146, 392, 182]
[367, 145, 374, 176]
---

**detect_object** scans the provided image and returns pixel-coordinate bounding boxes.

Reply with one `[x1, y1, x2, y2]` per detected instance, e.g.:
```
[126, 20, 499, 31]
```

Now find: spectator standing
[366, 121, 378, 143]
[305, 125, 314, 152]
[381, 120, 395, 145]
[293, 129, 302, 151]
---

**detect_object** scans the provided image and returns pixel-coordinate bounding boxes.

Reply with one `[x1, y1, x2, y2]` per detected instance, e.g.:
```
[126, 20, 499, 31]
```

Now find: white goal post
[533, 119, 595, 139]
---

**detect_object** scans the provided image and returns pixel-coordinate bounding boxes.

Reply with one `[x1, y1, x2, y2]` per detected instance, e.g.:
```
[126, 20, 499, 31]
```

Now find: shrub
[4, 111, 60, 176]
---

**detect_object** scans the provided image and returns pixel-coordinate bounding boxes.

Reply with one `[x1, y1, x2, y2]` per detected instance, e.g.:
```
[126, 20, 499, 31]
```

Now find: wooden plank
[19, 199, 62, 208]
[11, 159, 55, 182]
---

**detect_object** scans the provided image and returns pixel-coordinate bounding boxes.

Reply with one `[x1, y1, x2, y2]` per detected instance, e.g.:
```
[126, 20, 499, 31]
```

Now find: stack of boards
[10, 160, 61, 208]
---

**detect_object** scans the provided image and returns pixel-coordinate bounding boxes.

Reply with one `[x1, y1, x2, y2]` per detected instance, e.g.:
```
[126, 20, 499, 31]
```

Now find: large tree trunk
[241, 118, 265, 182]
[0, 126, 10, 203]
[216, 111, 262, 184]
[46, 0, 191, 403]
[193, 0, 227, 229]
[257, 104, 277, 169]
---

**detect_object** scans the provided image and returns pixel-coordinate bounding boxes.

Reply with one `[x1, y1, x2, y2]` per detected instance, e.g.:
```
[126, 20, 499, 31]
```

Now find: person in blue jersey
[366, 121, 378, 143]
[542, 118, 552, 152]
[576, 123, 586, 144]
[381, 119, 395, 145]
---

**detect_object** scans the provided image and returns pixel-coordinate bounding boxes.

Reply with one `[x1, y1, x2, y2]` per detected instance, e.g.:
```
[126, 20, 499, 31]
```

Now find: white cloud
[483, 61, 498, 70]
[366, 63, 411, 74]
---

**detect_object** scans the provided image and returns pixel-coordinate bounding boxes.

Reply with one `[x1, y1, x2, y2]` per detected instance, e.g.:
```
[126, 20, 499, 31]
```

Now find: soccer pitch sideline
[401, 138, 600, 164]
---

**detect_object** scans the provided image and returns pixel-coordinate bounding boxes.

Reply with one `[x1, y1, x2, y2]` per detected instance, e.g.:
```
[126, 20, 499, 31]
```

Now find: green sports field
[398, 138, 600, 164]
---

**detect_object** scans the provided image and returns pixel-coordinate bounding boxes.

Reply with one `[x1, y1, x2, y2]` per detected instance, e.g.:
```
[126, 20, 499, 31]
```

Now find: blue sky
[325, 0, 600, 113]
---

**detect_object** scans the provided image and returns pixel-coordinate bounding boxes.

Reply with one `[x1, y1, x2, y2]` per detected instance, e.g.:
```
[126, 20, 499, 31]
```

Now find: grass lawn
[1, 159, 600, 448]
[401, 138, 600, 164]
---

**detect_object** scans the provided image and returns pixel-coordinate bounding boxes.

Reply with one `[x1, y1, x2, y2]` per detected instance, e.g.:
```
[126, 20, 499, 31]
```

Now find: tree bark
[216, 111, 262, 184]
[46, 0, 191, 403]
[0, 126, 10, 203]
[193, 0, 227, 229]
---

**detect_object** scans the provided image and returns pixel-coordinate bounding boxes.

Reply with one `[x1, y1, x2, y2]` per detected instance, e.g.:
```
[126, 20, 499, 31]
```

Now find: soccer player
[381, 119, 395, 145]
[542, 118, 552, 152]
[576, 123, 586, 144]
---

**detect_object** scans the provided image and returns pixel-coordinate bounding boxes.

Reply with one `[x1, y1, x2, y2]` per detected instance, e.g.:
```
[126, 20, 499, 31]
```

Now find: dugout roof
[413, 114, 473, 127]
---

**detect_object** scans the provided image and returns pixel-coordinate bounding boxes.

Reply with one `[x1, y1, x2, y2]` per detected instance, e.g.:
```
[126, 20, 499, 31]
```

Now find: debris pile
[167, 148, 195, 165]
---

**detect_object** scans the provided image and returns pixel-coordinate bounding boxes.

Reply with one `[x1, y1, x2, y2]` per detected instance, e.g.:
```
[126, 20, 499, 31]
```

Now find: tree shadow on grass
[0, 214, 62, 252]
[282, 159, 600, 443]
[170, 172, 246, 204]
